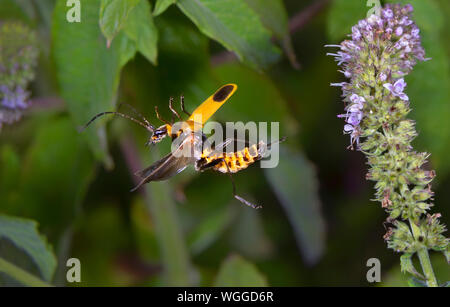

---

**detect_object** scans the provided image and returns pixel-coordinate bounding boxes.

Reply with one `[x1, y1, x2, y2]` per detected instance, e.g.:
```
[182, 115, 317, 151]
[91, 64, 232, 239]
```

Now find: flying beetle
[82, 84, 284, 209]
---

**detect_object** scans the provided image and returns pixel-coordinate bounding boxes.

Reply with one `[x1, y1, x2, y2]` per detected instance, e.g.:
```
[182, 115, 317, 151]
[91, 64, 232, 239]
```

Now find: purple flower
[383, 9, 394, 19]
[343, 124, 353, 133]
[327, 4, 426, 149]
[330, 82, 347, 88]
[1, 86, 28, 109]
[0, 85, 30, 129]
[339, 70, 352, 78]
[383, 78, 409, 101]
[326, 51, 352, 66]
[350, 94, 365, 104]
[336, 93, 366, 148]
[327, 4, 426, 78]
[342, 124, 361, 148]
[347, 112, 363, 126]
[338, 110, 362, 126]
[0, 21, 38, 130]
[352, 26, 361, 41]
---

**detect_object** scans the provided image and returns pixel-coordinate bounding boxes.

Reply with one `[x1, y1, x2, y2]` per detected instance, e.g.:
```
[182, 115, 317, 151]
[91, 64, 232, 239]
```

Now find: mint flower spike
[0, 21, 38, 130]
[328, 4, 449, 287]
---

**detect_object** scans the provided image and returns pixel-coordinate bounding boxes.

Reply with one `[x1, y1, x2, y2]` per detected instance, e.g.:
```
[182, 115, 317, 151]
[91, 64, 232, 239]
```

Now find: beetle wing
[135, 152, 194, 181]
[134, 153, 172, 178]
[131, 137, 197, 191]
[188, 84, 237, 127]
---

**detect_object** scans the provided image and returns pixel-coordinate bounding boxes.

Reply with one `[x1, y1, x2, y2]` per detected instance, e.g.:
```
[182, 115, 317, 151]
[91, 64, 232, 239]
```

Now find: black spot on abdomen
[213, 85, 234, 102]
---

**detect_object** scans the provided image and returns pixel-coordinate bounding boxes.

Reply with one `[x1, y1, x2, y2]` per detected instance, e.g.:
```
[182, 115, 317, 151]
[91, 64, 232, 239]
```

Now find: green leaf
[383, 254, 449, 286]
[18, 116, 95, 233]
[400, 253, 424, 279]
[153, 0, 176, 16]
[214, 254, 268, 286]
[326, 0, 368, 42]
[117, 32, 138, 66]
[229, 206, 274, 260]
[124, 0, 158, 64]
[0, 0, 32, 23]
[0, 215, 57, 282]
[244, 0, 286, 40]
[264, 146, 326, 265]
[244, 0, 298, 68]
[66, 204, 132, 286]
[0, 145, 20, 203]
[177, 0, 280, 70]
[187, 206, 235, 255]
[131, 199, 159, 261]
[156, 14, 209, 59]
[99, 0, 140, 47]
[150, 15, 213, 96]
[52, 0, 125, 166]
[212, 63, 296, 130]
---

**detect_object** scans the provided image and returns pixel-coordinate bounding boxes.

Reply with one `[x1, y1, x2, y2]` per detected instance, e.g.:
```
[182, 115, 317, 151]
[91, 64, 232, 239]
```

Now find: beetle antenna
[267, 136, 287, 148]
[79, 111, 154, 133]
[118, 102, 154, 130]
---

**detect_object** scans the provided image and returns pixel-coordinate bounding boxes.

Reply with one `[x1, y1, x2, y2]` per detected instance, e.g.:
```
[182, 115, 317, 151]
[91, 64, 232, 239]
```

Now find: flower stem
[416, 248, 438, 287]
[409, 218, 438, 287]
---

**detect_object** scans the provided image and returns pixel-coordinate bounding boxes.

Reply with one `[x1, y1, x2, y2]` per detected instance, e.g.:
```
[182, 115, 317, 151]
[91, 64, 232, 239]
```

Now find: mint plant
[328, 4, 449, 286]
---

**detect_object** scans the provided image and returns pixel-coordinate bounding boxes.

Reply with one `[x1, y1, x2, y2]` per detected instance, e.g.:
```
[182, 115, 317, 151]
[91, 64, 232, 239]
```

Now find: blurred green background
[0, 0, 449, 286]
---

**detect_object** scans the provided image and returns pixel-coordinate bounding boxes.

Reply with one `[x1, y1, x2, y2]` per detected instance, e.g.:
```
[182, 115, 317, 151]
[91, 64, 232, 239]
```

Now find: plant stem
[0, 257, 51, 287]
[144, 181, 193, 286]
[120, 136, 193, 286]
[409, 218, 438, 287]
[416, 248, 438, 287]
